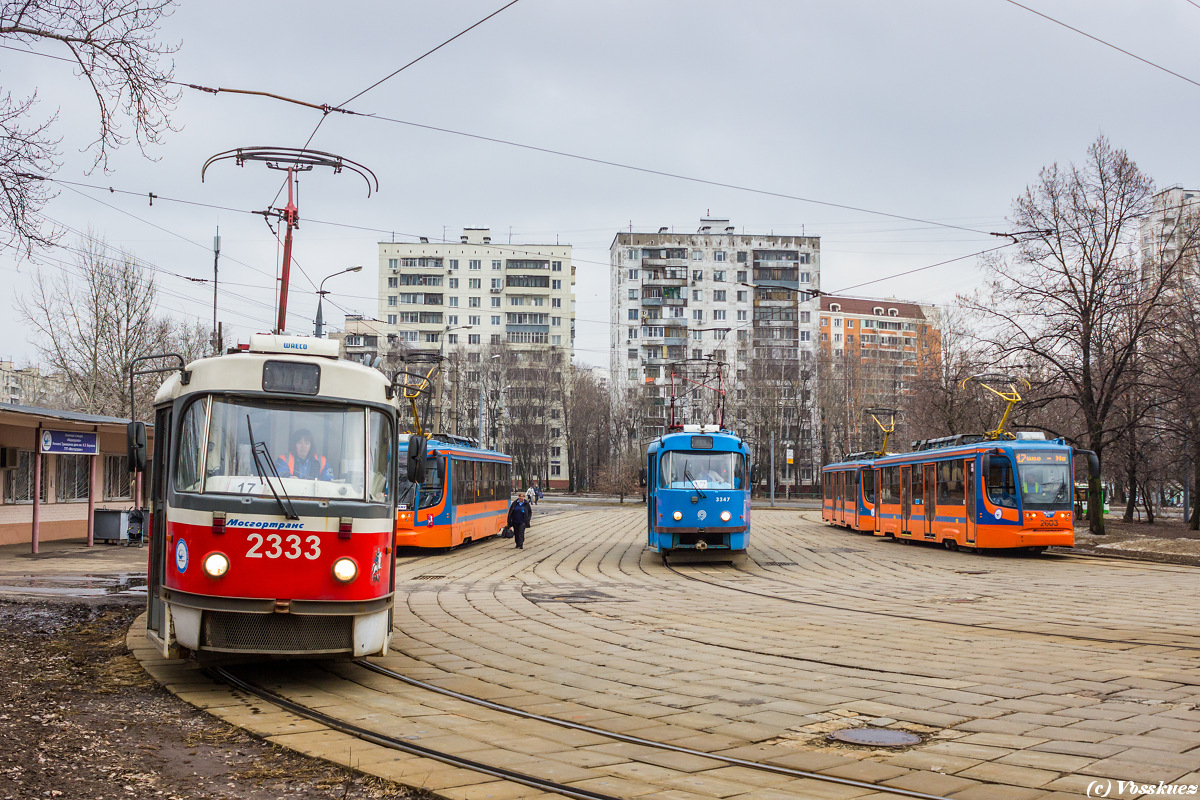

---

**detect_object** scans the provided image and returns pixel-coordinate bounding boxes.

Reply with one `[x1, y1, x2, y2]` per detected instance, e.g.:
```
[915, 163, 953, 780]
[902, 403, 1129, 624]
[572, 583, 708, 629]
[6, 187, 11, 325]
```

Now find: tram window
[938, 461, 965, 505]
[367, 410, 392, 503]
[823, 473, 830, 500]
[174, 399, 207, 493]
[844, 472, 854, 501]
[862, 469, 875, 504]
[889, 467, 901, 503]
[734, 455, 746, 489]
[659, 451, 737, 489]
[419, 457, 443, 508]
[986, 456, 1018, 508]
[193, 398, 372, 500]
[262, 360, 320, 395]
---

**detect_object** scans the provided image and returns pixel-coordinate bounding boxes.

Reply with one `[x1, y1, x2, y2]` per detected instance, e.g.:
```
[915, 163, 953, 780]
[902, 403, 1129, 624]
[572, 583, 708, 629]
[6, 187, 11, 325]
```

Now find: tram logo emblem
[370, 550, 383, 583]
[994, 509, 1002, 520]
[175, 539, 189, 573]
[697, 510, 707, 521]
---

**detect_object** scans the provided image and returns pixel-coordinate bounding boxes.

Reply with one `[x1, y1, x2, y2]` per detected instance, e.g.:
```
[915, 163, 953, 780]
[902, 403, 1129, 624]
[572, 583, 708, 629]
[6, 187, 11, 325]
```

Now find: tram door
[964, 459, 976, 545]
[923, 463, 936, 538]
[833, 472, 842, 525]
[852, 470, 861, 529]
[647, 455, 656, 546]
[901, 466, 912, 536]
[146, 405, 171, 646]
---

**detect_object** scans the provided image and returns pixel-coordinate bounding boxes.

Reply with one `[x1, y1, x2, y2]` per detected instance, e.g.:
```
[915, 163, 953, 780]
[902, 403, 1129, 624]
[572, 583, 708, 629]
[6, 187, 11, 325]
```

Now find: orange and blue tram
[822, 433, 1099, 552]
[395, 434, 512, 548]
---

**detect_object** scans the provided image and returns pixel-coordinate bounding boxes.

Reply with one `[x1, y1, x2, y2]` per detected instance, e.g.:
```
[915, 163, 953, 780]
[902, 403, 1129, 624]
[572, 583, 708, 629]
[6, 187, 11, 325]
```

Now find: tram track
[661, 555, 1200, 656]
[209, 662, 959, 800]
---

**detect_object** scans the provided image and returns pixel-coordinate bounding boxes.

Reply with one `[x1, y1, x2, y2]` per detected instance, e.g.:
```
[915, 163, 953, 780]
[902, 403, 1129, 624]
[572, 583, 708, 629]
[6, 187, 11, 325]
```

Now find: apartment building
[377, 228, 575, 488]
[818, 295, 940, 459]
[1141, 186, 1200, 264]
[610, 219, 821, 484]
[0, 361, 67, 407]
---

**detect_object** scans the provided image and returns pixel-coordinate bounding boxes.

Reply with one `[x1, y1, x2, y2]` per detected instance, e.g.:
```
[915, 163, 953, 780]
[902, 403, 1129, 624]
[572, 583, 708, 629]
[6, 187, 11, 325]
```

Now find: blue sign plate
[40, 430, 98, 455]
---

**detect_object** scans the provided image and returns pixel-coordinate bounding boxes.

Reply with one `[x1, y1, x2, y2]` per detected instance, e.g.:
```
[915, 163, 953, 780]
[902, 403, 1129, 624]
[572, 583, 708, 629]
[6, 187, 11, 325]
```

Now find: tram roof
[403, 433, 511, 461]
[646, 427, 749, 454]
[154, 344, 391, 407]
[822, 436, 1071, 471]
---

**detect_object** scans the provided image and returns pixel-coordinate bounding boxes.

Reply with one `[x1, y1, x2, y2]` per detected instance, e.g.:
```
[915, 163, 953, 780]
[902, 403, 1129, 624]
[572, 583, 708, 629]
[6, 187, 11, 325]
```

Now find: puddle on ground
[0, 573, 148, 597]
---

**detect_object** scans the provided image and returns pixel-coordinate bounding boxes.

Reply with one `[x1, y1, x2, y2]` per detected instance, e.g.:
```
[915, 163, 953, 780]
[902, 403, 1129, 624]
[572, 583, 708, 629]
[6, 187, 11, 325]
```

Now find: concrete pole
[87, 450, 97, 547]
[770, 429, 775, 507]
[31, 430, 41, 554]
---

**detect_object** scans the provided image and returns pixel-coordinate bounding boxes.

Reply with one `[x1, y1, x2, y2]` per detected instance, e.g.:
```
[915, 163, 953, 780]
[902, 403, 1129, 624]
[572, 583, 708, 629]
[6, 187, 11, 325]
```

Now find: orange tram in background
[822, 432, 1100, 552]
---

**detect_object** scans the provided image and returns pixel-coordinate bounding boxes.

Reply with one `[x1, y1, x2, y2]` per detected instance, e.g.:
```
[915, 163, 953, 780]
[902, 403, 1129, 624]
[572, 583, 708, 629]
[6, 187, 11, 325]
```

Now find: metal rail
[354, 660, 955, 800]
[208, 666, 622, 800]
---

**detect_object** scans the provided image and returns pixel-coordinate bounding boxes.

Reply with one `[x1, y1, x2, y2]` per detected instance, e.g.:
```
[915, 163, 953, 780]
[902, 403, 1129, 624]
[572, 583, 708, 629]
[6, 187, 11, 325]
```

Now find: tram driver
[276, 428, 334, 481]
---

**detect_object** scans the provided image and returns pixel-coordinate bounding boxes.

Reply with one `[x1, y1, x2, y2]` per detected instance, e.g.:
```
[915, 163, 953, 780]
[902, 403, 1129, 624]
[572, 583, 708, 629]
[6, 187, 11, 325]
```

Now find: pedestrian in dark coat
[507, 496, 532, 549]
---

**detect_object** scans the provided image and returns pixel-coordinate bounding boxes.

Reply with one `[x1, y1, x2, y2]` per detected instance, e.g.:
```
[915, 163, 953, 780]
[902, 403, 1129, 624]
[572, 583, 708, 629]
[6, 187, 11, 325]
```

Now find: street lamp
[315, 265, 363, 337]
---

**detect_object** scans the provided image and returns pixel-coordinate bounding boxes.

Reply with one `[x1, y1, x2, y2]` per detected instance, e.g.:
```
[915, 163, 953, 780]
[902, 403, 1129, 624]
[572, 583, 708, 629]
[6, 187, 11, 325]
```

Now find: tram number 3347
[245, 532, 321, 560]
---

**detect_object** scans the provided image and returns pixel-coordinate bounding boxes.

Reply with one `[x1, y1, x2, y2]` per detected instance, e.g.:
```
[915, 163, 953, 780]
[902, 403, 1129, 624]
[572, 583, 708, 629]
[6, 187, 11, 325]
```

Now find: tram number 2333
[246, 532, 321, 560]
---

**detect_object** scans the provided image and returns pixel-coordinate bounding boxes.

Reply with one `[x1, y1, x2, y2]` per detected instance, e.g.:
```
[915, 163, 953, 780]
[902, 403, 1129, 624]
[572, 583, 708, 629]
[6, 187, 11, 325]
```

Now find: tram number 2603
[246, 532, 321, 560]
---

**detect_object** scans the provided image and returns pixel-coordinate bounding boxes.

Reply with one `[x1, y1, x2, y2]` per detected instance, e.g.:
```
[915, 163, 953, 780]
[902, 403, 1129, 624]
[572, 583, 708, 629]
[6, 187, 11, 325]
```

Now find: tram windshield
[1017, 461, 1072, 511]
[174, 397, 392, 503]
[659, 451, 744, 490]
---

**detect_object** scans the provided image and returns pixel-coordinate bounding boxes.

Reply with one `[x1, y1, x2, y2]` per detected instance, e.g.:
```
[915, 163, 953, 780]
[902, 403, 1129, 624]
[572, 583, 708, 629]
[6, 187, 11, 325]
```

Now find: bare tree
[17, 232, 202, 419]
[0, 0, 179, 254]
[961, 136, 1196, 534]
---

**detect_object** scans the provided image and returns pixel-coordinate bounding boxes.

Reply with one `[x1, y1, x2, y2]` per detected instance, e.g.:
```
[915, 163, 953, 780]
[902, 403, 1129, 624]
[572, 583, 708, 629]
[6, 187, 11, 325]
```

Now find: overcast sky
[4, 0, 1199, 369]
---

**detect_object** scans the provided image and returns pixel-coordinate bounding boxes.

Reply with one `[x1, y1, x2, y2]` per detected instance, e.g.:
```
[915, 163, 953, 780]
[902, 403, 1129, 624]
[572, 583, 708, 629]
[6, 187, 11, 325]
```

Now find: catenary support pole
[770, 430, 775, 507]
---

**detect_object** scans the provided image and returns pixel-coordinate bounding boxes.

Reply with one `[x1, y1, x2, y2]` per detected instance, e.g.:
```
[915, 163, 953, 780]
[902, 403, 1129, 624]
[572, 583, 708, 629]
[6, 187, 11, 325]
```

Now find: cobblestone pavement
[131, 508, 1200, 800]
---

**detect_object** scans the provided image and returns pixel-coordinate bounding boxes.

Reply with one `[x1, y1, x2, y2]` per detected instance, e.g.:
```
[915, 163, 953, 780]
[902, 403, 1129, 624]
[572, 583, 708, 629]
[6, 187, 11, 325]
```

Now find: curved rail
[354, 659, 955, 800]
[208, 666, 622, 800]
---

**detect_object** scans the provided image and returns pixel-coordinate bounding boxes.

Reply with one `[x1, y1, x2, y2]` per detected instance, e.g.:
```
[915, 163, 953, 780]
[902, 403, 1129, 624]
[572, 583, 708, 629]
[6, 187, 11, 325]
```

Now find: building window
[714, 290, 726, 302]
[736, 252, 747, 263]
[104, 454, 131, 500]
[552, 261, 562, 271]
[387, 277, 398, 288]
[692, 250, 702, 260]
[388, 258, 398, 269]
[628, 349, 638, 359]
[469, 315, 481, 325]
[846, 319, 854, 328]
[492, 260, 502, 270]
[628, 309, 639, 320]
[692, 348, 702, 359]
[550, 428, 561, 439]
[448, 315, 459, 325]
[737, 291, 747, 302]
[469, 278, 481, 289]
[469, 259, 481, 270]
[834, 333, 842, 343]
[491, 315, 501, 325]
[692, 309, 704, 321]
[448, 278, 458, 289]
[692, 270, 703, 281]
[491, 297, 501, 307]
[490, 334, 501, 344]
[550, 464, 561, 476]
[628, 327, 638, 338]
[714, 270, 725, 281]
[469, 297, 481, 308]
[551, 446, 561, 457]
[628, 269, 639, 279]
[692, 290, 702, 301]
[819, 332, 828, 341]
[552, 280, 562, 290]
[714, 251, 726, 262]
[4, 451, 44, 503]
[449, 259, 459, 270]
[469, 334, 480, 344]
[56, 454, 91, 502]
[834, 318, 842, 327]
[692, 330, 703, 341]
[800, 272, 811, 283]
[801, 311, 811, 323]
[552, 298, 561, 308]
[490, 278, 502, 290]
[387, 296, 397, 306]
[737, 310, 747, 321]
[627, 249, 637, 259]
[447, 334, 458, 344]
[387, 314, 397, 324]
[820, 317, 829, 326]
[449, 297, 459, 307]
[552, 317, 561, 326]
[713, 310, 726, 320]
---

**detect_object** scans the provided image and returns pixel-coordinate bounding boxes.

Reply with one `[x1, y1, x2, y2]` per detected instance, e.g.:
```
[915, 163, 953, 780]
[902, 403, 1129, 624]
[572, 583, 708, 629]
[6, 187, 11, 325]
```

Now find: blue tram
[644, 425, 752, 559]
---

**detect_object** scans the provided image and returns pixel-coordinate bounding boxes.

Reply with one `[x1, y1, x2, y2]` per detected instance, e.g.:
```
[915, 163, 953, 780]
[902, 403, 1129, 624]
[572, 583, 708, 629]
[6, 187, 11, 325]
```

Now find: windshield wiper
[683, 461, 706, 500]
[246, 416, 299, 520]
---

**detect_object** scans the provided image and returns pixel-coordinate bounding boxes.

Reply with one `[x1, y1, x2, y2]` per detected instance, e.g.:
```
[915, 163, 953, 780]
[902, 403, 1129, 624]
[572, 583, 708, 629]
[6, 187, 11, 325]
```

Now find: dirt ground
[1065, 514, 1200, 565]
[0, 595, 426, 800]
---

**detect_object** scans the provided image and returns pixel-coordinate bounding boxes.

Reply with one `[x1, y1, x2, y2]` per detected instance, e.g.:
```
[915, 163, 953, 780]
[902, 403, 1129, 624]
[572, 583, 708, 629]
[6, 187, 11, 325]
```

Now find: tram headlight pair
[672, 511, 683, 521]
[720, 510, 732, 522]
[332, 557, 358, 583]
[203, 552, 230, 578]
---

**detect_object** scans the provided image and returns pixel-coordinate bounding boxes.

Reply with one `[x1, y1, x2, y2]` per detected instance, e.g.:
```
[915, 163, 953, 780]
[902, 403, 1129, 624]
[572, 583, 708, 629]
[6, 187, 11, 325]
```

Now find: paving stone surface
[129, 508, 1200, 799]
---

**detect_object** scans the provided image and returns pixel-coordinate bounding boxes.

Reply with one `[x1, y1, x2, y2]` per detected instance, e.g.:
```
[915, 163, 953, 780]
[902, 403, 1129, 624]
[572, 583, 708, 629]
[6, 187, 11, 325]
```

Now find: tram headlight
[202, 552, 230, 579]
[332, 557, 358, 583]
[720, 510, 732, 522]
[672, 511, 683, 521]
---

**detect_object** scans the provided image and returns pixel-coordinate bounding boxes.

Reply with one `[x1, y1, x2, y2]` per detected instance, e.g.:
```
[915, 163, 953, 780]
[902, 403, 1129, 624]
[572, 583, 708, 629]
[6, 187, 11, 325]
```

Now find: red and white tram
[138, 334, 398, 659]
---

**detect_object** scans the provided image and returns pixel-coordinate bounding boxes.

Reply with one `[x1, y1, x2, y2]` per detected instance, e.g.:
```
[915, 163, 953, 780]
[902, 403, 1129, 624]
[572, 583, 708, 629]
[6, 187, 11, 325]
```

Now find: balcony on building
[506, 259, 550, 270]
[642, 267, 688, 287]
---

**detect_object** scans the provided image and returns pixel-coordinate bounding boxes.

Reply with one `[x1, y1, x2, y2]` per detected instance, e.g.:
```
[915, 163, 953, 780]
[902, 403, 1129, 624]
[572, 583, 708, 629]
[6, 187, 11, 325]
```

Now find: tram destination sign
[40, 430, 98, 455]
